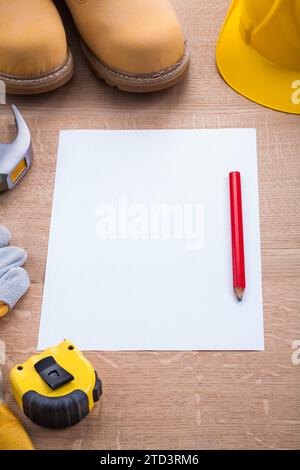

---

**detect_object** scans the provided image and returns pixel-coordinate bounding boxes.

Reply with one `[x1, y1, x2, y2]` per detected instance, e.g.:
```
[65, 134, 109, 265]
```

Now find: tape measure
[10, 340, 102, 428]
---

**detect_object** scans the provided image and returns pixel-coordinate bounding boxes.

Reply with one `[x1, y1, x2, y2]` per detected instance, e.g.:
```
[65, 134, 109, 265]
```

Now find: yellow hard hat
[216, 0, 300, 114]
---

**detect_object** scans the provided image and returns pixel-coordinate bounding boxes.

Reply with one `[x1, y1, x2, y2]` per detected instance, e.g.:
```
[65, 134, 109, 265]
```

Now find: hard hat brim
[216, 1, 300, 115]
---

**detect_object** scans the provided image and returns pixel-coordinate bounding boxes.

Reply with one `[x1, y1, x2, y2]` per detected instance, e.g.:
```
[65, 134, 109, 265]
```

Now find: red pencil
[229, 171, 246, 301]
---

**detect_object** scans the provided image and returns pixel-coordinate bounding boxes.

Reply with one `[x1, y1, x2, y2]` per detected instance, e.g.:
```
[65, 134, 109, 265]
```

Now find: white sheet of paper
[38, 129, 264, 351]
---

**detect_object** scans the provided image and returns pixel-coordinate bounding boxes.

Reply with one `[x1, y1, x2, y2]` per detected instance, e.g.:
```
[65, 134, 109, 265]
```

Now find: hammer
[0, 105, 32, 192]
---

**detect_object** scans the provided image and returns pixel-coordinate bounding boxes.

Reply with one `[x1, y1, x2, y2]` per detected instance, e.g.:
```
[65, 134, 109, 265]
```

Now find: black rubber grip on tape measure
[93, 371, 102, 402]
[22, 390, 89, 428]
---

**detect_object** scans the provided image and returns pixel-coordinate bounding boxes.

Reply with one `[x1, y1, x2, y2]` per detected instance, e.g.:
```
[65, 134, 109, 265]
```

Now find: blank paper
[38, 129, 264, 350]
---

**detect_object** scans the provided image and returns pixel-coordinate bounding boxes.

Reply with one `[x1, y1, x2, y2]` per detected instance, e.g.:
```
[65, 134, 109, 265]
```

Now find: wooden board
[0, 0, 299, 450]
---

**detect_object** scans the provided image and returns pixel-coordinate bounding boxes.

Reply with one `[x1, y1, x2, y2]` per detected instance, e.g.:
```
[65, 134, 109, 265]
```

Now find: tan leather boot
[65, 0, 189, 92]
[0, 0, 74, 94]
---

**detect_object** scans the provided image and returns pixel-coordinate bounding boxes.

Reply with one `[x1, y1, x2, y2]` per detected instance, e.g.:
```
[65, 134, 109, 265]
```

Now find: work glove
[0, 225, 30, 318]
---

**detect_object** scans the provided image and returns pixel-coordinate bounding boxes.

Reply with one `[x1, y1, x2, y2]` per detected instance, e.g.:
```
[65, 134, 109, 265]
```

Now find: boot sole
[0, 49, 74, 95]
[81, 41, 190, 93]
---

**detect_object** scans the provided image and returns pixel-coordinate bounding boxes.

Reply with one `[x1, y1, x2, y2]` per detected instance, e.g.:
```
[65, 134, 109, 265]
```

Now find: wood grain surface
[0, 0, 299, 450]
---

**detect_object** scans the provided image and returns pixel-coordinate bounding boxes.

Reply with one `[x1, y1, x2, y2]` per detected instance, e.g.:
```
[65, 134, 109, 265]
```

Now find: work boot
[65, 0, 189, 92]
[0, 0, 74, 94]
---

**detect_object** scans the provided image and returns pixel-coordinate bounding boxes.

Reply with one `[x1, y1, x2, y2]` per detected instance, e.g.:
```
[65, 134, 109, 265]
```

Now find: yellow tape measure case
[10, 340, 102, 428]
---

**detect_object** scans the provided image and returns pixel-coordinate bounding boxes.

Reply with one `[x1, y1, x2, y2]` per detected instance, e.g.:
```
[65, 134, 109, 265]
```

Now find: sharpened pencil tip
[234, 287, 244, 302]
